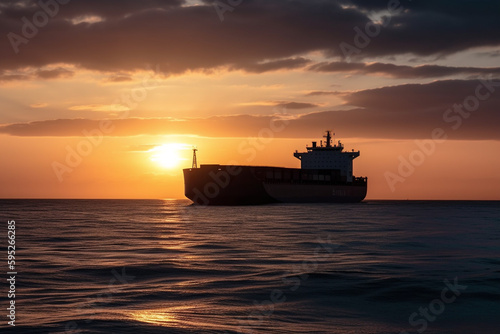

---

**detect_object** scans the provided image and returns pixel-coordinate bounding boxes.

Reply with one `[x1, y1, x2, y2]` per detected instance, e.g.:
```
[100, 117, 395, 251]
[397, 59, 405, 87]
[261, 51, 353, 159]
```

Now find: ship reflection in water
[184, 131, 367, 205]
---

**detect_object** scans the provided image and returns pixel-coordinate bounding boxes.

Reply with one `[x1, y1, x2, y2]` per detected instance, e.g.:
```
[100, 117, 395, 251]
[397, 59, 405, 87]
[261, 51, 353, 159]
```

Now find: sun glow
[149, 144, 189, 169]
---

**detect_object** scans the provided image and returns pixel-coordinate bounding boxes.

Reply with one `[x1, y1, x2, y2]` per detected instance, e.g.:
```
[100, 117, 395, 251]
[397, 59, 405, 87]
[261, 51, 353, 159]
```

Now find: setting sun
[149, 144, 189, 169]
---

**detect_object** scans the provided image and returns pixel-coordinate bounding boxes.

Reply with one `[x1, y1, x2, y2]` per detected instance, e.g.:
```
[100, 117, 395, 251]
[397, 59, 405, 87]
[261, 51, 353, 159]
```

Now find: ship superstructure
[293, 131, 359, 182]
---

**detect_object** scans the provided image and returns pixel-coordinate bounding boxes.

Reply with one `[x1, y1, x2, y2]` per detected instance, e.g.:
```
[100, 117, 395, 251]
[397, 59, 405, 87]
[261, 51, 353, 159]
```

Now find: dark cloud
[0, 67, 74, 81]
[309, 62, 500, 79]
[0, 0, 362, 73]
[232, 57, 311, 73]
[342, 79, 500, 111]
[36, 68, 74, 79]
[358, 0, 500, 59]
[2, 79, 499, 140]
[340, 0, 500, 18]
[242, 101, 320, 110]
[106, 75, 133, 83]
[305, 91, 340, 97]
[274, 102, 319, 109]
[0, 73, 30, 81]
[477, 50, 500, 58]
[2, 0, 498, 74]
[0, 0, 184, 20]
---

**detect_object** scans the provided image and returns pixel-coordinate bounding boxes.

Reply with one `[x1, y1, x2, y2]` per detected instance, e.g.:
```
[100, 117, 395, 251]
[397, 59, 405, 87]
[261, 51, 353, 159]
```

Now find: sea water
[1, 200, 499, 333]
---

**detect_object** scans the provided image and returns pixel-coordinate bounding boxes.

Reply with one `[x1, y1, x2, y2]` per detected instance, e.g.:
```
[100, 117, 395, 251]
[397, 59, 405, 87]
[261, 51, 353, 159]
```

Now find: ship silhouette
[183, 131, 367, 205]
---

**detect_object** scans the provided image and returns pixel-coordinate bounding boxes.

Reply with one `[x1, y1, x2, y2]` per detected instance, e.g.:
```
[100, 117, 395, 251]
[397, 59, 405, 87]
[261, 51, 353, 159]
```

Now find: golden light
[129, 306, 237, 331]
[149, 143, 189, 169]
[130, 309, 177, 326]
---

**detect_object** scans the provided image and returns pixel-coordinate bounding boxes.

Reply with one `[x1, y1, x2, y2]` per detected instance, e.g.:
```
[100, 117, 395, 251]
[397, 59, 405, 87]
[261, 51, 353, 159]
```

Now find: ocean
[1, 200, 499, 333]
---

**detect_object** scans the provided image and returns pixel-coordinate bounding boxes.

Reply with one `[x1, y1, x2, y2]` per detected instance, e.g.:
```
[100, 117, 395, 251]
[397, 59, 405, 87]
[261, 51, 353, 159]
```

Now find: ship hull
[183, 165, 367, 205]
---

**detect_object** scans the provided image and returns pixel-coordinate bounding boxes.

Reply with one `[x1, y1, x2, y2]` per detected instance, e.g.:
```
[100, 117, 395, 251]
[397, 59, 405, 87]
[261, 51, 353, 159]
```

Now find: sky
[1, 0, 499, 199]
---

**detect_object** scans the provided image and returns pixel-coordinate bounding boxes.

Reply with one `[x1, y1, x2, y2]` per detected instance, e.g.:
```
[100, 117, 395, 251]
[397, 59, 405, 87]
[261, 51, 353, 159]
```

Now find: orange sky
[1, 1, 499, 200]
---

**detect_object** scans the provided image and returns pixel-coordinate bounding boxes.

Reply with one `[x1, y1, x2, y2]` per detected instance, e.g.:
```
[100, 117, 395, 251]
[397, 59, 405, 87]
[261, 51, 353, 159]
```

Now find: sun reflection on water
[129, 306, 237, 331]
[130, 308, 178, 326]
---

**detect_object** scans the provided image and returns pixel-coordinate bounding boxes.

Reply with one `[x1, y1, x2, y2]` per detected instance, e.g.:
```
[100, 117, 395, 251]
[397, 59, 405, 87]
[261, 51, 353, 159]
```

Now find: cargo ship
[183, 131, 367, 205]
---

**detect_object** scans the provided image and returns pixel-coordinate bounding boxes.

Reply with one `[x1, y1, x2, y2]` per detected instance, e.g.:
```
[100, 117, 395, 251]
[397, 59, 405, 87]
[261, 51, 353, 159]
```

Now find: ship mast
[192, 148, 198, 169]
[324, 130, 333, 147]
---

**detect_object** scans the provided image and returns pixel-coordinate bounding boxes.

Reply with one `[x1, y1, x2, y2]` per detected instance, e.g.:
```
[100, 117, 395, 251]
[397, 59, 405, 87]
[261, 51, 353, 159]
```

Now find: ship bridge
[294, 131, 360, 182]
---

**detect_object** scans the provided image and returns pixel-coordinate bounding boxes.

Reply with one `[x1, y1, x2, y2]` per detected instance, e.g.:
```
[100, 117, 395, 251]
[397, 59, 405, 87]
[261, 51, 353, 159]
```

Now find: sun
[149, 144, 188, 169]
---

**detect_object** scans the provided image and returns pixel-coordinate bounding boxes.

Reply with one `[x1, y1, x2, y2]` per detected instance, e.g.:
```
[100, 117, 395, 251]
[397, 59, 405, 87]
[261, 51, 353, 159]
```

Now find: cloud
[0, 73, 30, 81]
[305, 91, 340, 97]
[35, 67, 74, 79]
[238, 101, 320, 109]
[232, 57, 312, 73]
[68, 104, 131, 112]
[477, 50, 500, 58]
[106, 75, 134, 83]
[309, 62, 500, 79]
[2, 79, 499, 140]
[1, 0, 184, 20]
[0, 66, 74, 81]
[274, 102, 320, 109]
[342, 79, 500, 111]
[1, 0, 499, 75]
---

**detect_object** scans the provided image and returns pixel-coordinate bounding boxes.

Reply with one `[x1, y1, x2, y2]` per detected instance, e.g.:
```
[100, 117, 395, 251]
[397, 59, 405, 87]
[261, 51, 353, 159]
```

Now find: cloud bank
[2, 79, 499, 140]
[1, 0, 499, 74]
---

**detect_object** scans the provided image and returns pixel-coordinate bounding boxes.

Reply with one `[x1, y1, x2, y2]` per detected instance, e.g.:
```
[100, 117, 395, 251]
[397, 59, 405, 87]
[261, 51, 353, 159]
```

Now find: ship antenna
[192, 147, 198, 169]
